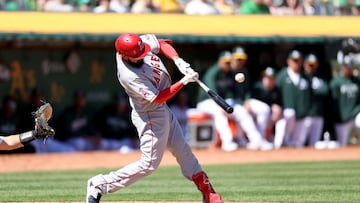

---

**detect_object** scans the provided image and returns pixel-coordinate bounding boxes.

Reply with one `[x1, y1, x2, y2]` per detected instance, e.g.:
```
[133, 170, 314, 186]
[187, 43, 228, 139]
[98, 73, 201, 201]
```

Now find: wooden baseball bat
[194, 78, 233, 114]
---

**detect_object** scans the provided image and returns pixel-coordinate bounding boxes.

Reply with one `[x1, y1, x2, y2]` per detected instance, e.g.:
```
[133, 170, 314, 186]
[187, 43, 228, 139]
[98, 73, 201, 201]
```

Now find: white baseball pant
[335, 112, 360, 146]
[246, 99, 271, 138]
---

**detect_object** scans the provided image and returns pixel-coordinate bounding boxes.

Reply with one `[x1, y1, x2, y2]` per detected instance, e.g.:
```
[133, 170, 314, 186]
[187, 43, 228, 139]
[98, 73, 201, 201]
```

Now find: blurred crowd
[0, 0, 360, 15]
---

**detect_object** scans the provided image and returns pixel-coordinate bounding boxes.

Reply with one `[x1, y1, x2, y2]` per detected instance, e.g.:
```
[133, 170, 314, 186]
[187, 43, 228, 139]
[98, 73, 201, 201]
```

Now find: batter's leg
[86, 110, 170, 203]
[167, 110, 223, 203]
[167, 111, 202, 179]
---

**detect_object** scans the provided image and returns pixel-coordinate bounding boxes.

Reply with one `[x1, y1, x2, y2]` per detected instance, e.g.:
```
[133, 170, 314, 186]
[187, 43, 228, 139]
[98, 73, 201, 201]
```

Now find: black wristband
[19, 131, 35, 145]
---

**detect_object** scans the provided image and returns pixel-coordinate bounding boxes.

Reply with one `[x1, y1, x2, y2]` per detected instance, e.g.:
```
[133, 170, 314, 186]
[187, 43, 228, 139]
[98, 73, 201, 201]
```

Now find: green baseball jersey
[307, 75, 329, 117]
[329, 75, 360, 123]
[276, 68, 312, 119]
[198, 64, 247, 104]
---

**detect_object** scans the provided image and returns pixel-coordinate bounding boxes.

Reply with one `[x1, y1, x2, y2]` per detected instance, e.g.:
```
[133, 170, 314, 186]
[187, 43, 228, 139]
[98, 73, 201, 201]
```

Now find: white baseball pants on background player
[274, 108, 296, 148]
[274, 108, 323, 148]
[246, 99, 271, 138]
[300, 116, 324, 147]
[197, 98, 236, 149]
[197, 98, 271, 150]
[335, 112, 360, 146]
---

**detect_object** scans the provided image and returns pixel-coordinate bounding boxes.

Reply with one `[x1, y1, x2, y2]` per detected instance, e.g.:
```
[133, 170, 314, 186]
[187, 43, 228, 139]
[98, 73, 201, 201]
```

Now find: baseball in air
[235, 73, 245, 83]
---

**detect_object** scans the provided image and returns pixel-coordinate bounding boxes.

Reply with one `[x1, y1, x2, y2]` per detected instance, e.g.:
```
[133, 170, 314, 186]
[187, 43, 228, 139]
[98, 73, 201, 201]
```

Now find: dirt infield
[1, 146, 359, 172]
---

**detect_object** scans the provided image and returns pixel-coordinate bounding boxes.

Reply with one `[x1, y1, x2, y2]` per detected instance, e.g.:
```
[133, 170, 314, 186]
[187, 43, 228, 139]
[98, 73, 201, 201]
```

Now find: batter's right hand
[180, 71, 199, 85]
[174, 58, 196, 75]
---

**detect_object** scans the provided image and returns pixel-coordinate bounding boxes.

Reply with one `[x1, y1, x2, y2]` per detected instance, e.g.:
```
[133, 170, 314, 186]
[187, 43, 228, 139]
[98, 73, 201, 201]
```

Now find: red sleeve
[159, 40, 178, 59]
[153, 81, 183, 104]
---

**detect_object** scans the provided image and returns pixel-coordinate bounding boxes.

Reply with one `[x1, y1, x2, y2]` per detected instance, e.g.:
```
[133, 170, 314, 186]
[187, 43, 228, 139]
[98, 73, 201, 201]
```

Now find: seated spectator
[303, 0, 322, 15]
[53, 89, 99, 151]
[330, 56, 360, 146]
[93, 0, 128, 12]
[152, 0, 184, 13]
[43, 0, 75, 12]
[110, 0, 130, 12]
[93, 0, 110, 12]
[184, 0, 220, 15]
[239, 0, 270, 14]
[2, 0, 20, 11]
[333, 0, 351, 15]
[214, 0, 235, 14]
[130, 0, 160, 13]
[351, 0, 360, 15]
[94, 92, 138, 153]
[271, 0, 304, 15]
[76, 0, 93, 12]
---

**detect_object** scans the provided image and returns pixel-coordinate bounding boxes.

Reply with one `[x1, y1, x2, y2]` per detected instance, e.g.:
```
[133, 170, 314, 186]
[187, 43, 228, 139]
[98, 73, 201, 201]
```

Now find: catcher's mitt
[32, 102, 55, 143]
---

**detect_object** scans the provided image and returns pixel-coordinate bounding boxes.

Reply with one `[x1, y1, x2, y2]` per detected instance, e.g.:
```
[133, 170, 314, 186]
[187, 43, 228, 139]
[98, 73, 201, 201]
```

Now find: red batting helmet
[115, 33, 150, 60]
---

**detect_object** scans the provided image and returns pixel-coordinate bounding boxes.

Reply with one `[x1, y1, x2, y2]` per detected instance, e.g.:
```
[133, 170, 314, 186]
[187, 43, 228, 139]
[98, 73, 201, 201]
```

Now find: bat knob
[226, 107, 234, 114]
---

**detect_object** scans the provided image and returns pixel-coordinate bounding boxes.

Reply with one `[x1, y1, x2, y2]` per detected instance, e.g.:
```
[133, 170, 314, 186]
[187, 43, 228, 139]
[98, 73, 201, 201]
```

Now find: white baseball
[235, 73, 245, 83]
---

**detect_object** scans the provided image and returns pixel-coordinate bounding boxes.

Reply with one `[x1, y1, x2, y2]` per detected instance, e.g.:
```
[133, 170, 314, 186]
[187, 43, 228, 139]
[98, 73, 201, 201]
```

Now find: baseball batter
[86, 33, 223, 203]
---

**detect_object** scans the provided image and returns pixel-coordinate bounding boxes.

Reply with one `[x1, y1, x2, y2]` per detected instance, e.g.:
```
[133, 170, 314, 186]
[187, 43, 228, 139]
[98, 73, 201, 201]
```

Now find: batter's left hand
[174, 58, 195, 75]
[180, 71, 199, 85]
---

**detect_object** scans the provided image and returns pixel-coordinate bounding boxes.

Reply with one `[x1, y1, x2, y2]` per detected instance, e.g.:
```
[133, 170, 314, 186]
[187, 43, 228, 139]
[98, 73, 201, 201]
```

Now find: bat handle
[194, 78, 209, 91]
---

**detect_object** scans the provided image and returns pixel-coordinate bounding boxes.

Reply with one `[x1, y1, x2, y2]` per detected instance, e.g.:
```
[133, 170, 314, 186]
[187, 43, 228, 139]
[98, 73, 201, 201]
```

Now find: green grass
[0, 160, 359, 202]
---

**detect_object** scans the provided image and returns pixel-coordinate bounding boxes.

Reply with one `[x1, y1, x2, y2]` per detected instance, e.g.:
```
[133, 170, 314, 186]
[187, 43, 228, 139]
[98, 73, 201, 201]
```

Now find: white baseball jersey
[116, 51, 171, 112]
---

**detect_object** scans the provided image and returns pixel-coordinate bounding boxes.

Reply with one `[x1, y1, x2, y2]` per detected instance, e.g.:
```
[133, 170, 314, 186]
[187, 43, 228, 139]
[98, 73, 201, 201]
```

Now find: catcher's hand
[32, 102, 55, 144]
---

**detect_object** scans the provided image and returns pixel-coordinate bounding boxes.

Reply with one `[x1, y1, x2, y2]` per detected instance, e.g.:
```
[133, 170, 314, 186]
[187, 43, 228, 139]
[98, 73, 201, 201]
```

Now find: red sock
[192, 171, 216, 195]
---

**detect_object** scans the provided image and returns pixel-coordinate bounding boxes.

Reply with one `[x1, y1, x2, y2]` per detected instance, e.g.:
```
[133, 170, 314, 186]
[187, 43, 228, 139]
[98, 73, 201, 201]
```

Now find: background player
[274, 50, 312, 148]
[244, 67, 282, 141]
[302, 54, 329, 147]
[330, 55, 360, 146]
[86, 33, 224, 203]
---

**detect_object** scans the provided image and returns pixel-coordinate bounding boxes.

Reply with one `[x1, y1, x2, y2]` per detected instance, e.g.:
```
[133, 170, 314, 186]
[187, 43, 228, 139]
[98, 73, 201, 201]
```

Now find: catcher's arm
[18, 102, 55, 145]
